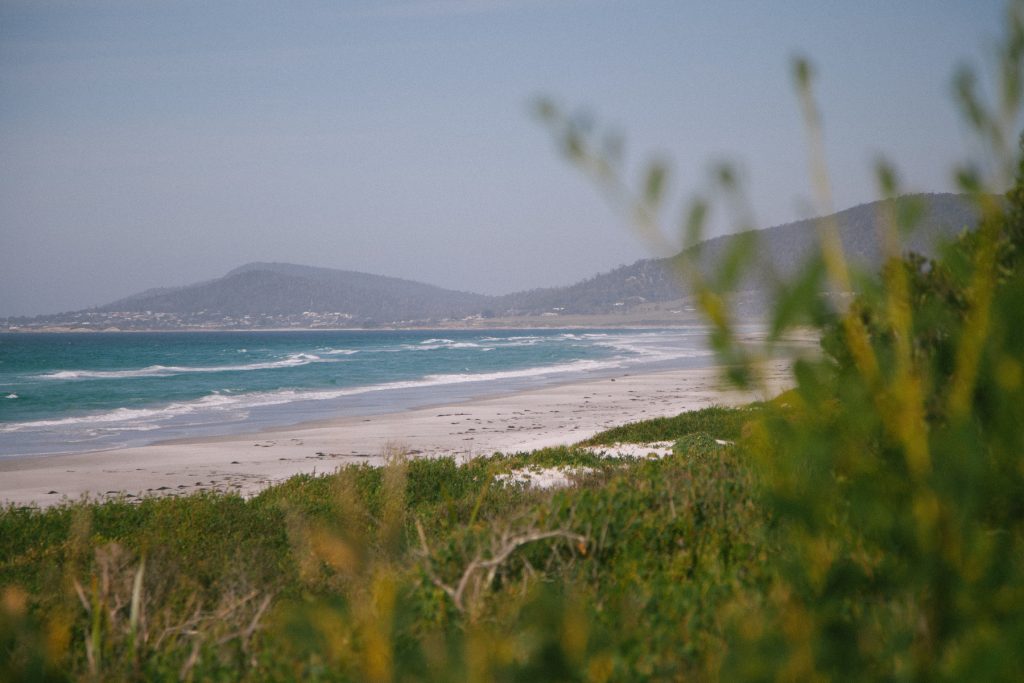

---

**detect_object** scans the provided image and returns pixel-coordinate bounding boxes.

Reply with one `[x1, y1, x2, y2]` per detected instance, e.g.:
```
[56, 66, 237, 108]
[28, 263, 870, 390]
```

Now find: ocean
[0, 328, 719, 457]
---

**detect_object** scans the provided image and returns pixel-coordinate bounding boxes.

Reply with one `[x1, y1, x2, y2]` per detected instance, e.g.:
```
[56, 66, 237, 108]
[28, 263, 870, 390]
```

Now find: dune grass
[580, 403, 763, 446]
[0, 406, 764, 681]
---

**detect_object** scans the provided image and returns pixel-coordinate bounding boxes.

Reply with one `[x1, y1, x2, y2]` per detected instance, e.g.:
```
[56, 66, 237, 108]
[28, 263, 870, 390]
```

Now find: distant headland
[2, 194, 981, 332]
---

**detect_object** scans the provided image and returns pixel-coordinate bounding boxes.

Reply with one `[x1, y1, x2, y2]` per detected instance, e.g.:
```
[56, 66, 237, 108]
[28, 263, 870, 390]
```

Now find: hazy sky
[0, 0, 1010, 316]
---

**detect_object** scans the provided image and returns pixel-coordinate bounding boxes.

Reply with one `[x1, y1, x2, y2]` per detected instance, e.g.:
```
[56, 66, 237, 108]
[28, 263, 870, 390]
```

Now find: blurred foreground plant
[539, 1, 1024, 679]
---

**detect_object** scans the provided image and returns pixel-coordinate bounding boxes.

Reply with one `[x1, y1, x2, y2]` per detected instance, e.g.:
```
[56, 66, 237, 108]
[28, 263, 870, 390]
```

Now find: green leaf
[644, 161, 669, 207]
[792, 56, 813, 90]
[682, 198, 708, 249]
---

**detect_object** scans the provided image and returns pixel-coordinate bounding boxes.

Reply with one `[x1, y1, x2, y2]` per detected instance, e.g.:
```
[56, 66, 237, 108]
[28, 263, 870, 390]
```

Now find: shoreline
[0, 360, 791, 509]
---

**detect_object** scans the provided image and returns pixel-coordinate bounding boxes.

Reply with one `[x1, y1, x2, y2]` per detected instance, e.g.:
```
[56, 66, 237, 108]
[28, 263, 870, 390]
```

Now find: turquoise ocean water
[0, 328, 718, 457]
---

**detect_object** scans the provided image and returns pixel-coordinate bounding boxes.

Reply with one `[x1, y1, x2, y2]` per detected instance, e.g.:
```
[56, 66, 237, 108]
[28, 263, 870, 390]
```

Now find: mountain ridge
[3, 193, 986, 330]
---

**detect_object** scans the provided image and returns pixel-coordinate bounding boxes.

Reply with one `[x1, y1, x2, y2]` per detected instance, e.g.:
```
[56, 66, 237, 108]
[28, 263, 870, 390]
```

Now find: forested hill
[4, 193, 984, 329]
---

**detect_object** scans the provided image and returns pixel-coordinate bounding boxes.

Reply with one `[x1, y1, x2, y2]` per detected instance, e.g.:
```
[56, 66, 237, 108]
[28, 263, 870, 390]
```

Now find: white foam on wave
[591, 330, 713, 364]
[420, 358, 619, 384]
[1, 405, 196, 431]
[38, 353, 329, 380]
[4, 393, 17, 399]
[1, 357, 623, 435]
[385, 336, 549, 353]
[479, 337, 543, 347]
[0, 390, 294, 433]
[4, 329, 717, 443]
[403, 340, 483, 351]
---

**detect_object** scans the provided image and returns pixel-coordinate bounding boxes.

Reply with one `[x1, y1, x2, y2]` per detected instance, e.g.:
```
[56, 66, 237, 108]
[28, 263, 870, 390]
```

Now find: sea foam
[38, 353, 328, 380]
[1, 358, 623, 435]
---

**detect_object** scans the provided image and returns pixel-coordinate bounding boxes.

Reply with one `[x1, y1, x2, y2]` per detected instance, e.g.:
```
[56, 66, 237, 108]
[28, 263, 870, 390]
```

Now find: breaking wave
[2, 358, 622, 434]
[38, 353, 328, 380]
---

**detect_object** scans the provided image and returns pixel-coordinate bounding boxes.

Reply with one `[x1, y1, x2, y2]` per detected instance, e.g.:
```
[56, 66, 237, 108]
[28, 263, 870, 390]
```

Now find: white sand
[0, 361, 791, 508]
[494, 466, 596, 490]
[580, 441, 677, 459]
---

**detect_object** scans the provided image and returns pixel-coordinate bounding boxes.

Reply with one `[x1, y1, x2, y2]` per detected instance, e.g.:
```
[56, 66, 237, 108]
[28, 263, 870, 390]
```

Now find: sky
[0, 0, 1012, 316]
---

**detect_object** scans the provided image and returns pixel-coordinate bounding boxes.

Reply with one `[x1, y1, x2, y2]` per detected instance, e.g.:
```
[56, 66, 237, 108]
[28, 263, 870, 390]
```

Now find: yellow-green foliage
[716, 165, 1024, 679]
[534, 1, 1024, 678]
[4, 2, 1024, 680]
[1, 432, 764, 681]
[719, 10, 1024, 679]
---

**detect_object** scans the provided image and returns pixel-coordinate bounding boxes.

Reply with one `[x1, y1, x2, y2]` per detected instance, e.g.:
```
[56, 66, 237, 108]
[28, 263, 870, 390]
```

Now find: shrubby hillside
[502, 192, 982, 314]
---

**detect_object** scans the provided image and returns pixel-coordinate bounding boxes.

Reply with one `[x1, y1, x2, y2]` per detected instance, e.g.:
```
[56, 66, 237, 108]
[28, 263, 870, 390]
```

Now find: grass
[579, 404, 764, 446]
[0, 406, 762, 682]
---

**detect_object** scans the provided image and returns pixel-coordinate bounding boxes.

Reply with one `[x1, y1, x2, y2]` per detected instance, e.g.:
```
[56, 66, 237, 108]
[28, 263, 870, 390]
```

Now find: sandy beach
[0, 360, 791, 508]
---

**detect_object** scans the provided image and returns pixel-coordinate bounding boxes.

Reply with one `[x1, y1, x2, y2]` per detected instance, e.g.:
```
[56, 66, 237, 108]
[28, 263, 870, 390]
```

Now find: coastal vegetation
[3, 3, 1024, 681]
[1, 408, 775, 681]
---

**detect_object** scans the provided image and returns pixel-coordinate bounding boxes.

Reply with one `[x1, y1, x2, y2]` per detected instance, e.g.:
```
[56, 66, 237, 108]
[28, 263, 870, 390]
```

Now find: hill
[96, 262, 491, 325]
[2, 193, 984, 330]
[498, 193, 982, 315]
